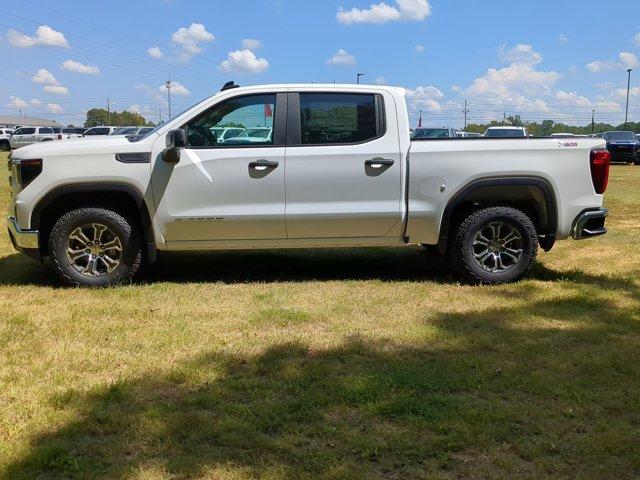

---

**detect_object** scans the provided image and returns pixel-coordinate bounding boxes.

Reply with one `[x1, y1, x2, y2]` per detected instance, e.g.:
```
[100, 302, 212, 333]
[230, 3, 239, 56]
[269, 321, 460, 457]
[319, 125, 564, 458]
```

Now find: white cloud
[7, 96, 28, 109]
[466, 63, 561, 98]
[557, 33, 569, 43]
[337, 0, 431, 24]
[46, 103, 63, 114]
[158, 81, 190, 96]
[374, 76, 387, 84]
[171, 23, 214, 61]
[29, 98, 43, 106]
[61, 59, 100, 75]
[586, 60, 616, 73]
[31, 68, 59, 85]
[587, 52, 639, 73]
[6, 25, 69, 48]
[554, 90, 591, 107]
[406, 86, 444, 112]
[325, 49, 356, 66]
[450, 85, 462, 93]
[43, 85, 69, 95]
[613, 86, 640, 100]
[500, 44, 543, 66]
[414, 44, 425, 53]
[220, 49, 269, 74]
[635, 32, 640, 46]
[619, 51, 639, 69]
[241, 38, 262, 50]
[147, 46, 164, 59]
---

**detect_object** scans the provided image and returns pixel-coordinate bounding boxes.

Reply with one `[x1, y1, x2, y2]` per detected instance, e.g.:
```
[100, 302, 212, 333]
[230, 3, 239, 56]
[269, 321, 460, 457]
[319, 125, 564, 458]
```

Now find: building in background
[0, 116, 62, 128]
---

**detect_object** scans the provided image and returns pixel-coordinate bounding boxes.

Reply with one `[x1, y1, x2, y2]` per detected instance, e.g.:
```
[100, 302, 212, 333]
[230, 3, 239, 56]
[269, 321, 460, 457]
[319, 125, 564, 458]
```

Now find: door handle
[249, 159, 279, 171]
[365, 158, 394, 169]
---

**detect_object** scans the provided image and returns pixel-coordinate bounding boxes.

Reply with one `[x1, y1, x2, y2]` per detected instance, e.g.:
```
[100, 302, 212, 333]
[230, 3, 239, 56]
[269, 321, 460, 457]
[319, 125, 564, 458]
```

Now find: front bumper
[7, 216, 40, 257]
[571, 208, 608, 240]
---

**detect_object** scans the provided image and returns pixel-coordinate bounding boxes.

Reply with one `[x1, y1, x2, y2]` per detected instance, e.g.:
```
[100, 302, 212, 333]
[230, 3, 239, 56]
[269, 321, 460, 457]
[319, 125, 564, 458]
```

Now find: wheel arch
[31, 182, 157, 263]
[437, 176, 558, 254]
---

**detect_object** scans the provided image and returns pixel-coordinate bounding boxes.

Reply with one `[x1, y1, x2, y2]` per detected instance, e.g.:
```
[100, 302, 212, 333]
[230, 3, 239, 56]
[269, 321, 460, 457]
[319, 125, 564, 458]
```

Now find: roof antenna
[221, 81, 240, 91]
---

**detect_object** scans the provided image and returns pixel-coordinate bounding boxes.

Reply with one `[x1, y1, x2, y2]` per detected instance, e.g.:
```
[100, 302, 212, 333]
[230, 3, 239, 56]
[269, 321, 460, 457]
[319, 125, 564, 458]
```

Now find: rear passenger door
[284, 90, 403, 239]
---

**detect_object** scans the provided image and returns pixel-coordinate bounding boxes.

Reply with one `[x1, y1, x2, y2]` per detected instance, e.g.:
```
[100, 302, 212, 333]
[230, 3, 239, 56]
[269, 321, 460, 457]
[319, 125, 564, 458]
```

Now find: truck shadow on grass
[0, 247, 638, 290]
[4, 285, 640, 479]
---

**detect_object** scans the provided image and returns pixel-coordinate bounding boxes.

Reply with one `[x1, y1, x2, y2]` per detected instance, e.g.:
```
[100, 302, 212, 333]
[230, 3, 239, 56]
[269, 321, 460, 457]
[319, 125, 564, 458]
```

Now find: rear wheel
[0, 140, 9, 151]
[49, 208, 143, 286]
[450, 206, 538, 284]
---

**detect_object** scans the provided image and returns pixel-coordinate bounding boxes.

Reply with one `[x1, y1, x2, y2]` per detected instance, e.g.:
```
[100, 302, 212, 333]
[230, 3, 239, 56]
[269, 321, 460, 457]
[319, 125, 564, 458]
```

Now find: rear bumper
[571, 208, 608, 240]
[7, 216, 41, 258]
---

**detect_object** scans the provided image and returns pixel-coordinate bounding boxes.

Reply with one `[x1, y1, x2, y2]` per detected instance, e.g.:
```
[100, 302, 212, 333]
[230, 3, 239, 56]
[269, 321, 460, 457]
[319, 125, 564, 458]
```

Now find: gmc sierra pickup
[7, 83, 610, 286]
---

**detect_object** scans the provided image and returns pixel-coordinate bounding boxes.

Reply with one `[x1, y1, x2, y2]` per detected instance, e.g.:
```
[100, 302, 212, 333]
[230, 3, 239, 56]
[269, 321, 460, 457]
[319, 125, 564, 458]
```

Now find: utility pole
[356, 73, 365, 84]
[165, 75, 172, 119]
[625, 68, 633, 125]
[591, 109, 595, 134]
[462, 99, 469, 129]
[503, 111, 507, 123]
[158, 108, 162, 125]
[107, 97, 111, 125]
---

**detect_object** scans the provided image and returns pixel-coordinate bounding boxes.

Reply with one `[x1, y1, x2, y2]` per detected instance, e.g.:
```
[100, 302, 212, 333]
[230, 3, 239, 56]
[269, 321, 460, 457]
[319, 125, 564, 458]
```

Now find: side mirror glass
[163, 129, 187, 163]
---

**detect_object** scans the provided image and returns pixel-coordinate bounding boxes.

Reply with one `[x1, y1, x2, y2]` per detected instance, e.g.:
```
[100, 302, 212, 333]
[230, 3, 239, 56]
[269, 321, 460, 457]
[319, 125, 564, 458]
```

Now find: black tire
[449, 206, 538, 284]
[49, 207, 143, 287]
[0, 140, 9, 151]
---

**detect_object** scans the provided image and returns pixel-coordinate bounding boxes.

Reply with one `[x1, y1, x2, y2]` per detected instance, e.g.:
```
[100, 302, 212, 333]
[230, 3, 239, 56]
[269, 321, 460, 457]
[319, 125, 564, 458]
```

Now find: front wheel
[49, 208, 143, 286]
[449, 206, 538, 284]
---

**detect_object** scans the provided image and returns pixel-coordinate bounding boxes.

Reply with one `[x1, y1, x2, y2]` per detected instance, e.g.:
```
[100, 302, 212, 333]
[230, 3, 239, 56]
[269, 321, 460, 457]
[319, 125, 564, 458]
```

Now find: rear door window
[39, 128, 54, 134]
[298, 93, 382, 145]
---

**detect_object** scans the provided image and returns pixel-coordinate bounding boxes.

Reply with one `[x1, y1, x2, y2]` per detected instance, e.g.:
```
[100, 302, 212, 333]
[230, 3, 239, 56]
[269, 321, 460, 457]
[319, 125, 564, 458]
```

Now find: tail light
[58, 134, 63, 140]
[16, 158, 43, 189]
[590, 148, 610, 194]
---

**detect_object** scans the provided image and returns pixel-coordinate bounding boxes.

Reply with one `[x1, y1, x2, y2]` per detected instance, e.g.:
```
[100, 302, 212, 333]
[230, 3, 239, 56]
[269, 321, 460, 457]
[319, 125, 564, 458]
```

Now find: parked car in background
[0, 128, 14, 151]
[83, 126, 117, 136]
[411, 127, 459, 139]
[9, 126, 58, 148]
[602, 131, 639, 164]
[56, 127, 85, 141]
[484, 126, 528, 138]
[457, 131, 482, 138]
[210, 127, 245, 144]
[224, 127, 273, 145]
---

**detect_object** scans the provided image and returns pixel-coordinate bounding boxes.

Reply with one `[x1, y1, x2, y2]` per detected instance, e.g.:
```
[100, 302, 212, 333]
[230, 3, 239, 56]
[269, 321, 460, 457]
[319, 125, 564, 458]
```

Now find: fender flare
[437, 176, 558, 254]
[31, 182, 157, 263]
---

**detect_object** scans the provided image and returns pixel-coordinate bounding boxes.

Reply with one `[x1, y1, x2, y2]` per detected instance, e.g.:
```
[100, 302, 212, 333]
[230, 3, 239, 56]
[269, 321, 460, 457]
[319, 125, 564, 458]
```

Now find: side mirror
[163, 129, 187, 163]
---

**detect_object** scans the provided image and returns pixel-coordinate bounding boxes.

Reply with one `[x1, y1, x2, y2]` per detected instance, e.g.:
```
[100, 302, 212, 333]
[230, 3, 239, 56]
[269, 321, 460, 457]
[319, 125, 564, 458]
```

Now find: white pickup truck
[7, 83, 610, 286]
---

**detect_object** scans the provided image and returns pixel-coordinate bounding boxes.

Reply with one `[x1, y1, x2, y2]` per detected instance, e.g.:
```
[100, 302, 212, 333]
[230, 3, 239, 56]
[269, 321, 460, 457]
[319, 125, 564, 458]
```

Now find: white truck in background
[7, 83, 610, 286]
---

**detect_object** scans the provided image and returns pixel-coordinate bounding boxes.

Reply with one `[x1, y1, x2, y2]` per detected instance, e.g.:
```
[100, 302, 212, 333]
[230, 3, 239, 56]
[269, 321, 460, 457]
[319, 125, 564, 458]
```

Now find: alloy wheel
[66, 223, 123, 277]
[472, 221, 524, 273]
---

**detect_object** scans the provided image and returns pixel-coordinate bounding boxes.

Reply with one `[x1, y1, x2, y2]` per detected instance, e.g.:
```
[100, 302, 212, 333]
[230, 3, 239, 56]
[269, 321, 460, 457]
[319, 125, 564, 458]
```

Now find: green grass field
[0, 151, 639, 479]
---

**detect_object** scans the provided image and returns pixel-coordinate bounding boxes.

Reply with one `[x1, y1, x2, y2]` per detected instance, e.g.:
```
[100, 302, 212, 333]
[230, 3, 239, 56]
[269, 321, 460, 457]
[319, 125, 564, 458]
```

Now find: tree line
[464, 116, 640, 136]
[82, 108, 155, 128]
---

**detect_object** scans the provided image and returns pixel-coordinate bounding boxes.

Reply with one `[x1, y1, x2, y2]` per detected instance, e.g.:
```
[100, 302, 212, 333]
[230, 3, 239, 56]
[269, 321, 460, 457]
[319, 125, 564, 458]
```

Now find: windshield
[413, 128, 450, 139]
[604, 131, 636, 141]
[485, 128, 525, 138]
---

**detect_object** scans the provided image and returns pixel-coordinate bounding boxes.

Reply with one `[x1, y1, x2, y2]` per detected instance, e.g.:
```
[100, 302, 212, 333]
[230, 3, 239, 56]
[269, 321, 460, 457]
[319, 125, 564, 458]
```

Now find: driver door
[152, 92, 287, 243]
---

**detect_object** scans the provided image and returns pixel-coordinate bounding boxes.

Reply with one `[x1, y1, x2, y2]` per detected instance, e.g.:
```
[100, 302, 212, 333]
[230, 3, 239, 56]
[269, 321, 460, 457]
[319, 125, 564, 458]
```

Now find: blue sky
[1, 0, 639, 127]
